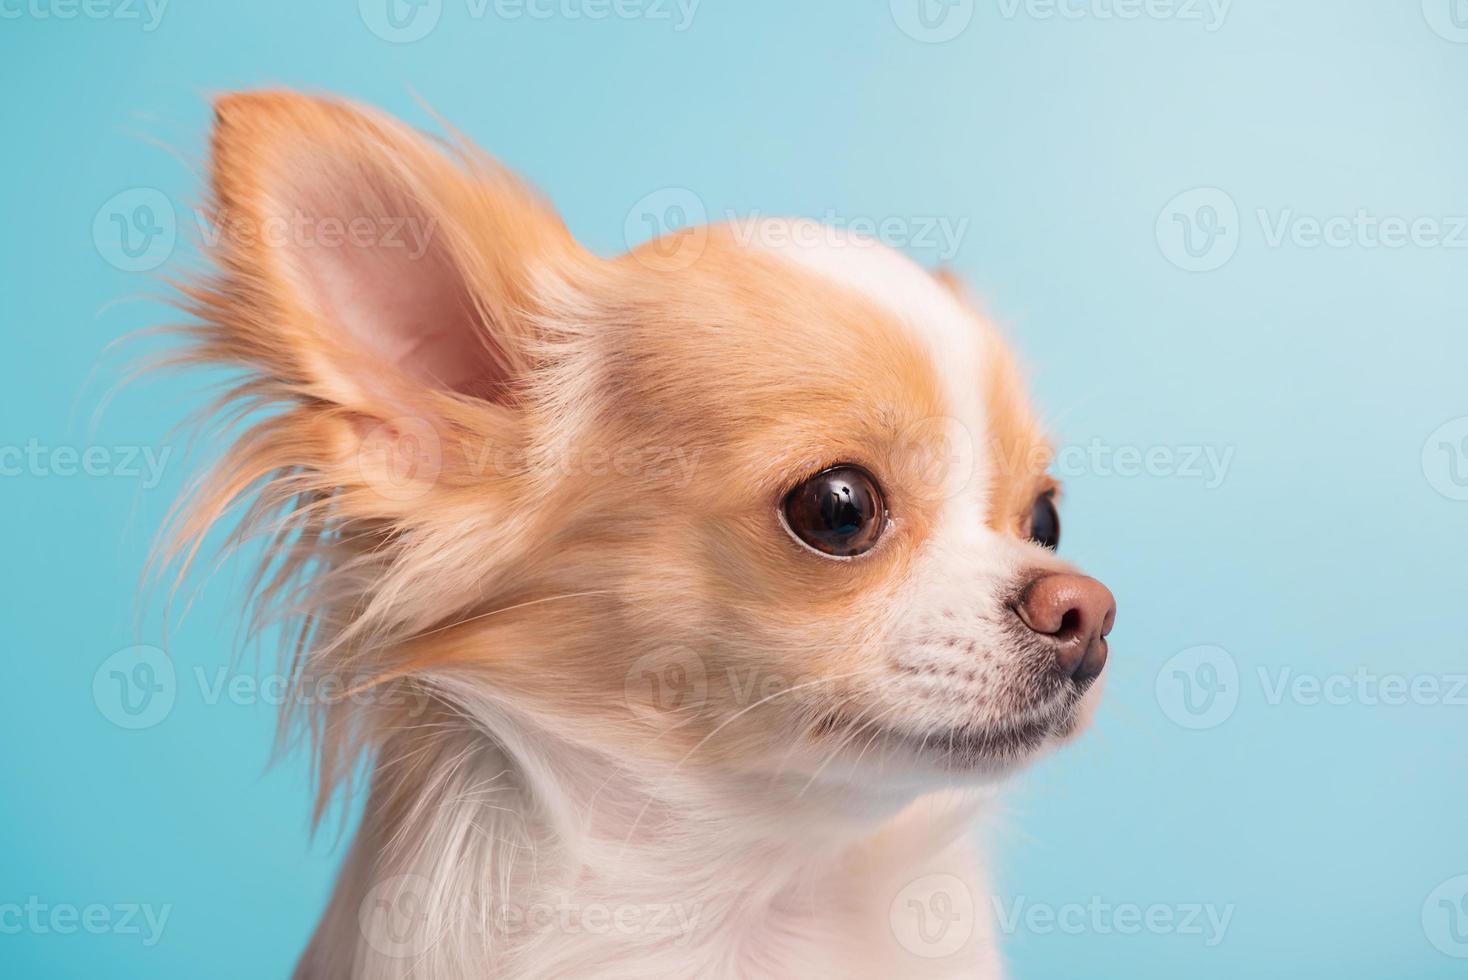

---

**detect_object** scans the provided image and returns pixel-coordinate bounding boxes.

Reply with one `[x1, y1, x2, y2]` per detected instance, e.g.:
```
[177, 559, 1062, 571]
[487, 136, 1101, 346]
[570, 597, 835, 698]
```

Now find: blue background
[3, 1, 1466, 976]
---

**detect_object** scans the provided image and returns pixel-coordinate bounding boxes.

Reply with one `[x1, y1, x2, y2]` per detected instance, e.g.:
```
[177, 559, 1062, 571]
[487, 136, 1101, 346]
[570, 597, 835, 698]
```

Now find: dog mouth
[874, 712, 1070, 769]
[814, 696, 1080, 773]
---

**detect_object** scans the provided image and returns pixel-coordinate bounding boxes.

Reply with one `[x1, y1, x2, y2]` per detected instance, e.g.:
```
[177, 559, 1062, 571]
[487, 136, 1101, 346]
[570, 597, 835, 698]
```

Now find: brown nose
[1014, 574, 1116, 684]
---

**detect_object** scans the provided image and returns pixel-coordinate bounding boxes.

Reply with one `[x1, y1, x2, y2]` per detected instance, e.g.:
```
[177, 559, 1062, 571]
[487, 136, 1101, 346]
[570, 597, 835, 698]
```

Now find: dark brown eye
[1028, 490, 1060, 550]
[782, 466, 887, 558]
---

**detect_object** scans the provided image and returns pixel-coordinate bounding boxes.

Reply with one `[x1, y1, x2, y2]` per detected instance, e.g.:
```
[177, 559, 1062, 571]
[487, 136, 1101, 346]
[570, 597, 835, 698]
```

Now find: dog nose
[1014, 574, 1116, 683]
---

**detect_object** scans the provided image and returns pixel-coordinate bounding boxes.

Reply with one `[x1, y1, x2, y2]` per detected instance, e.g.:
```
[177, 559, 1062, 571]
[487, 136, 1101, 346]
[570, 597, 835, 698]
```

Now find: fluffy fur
[160, 91, 1108, 979]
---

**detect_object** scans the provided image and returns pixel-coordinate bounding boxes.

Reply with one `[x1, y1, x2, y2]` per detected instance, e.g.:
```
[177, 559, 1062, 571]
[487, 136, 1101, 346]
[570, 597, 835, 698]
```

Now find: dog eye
[1028, 490, 1060, 550]
[782, 466, 887, 558]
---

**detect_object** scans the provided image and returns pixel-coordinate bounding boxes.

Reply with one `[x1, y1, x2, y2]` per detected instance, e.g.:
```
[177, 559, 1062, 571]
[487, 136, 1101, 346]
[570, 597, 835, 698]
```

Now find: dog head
[178, 92, 1115, 803]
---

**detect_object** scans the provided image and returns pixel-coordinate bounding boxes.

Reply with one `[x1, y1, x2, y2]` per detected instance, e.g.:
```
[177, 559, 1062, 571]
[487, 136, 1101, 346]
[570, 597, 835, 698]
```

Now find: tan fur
[160, 91, 1088, 979]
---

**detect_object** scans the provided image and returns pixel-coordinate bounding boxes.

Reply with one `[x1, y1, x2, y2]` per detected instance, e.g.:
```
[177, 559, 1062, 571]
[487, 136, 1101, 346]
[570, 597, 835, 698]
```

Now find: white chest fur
[296, 710, 1005, 980]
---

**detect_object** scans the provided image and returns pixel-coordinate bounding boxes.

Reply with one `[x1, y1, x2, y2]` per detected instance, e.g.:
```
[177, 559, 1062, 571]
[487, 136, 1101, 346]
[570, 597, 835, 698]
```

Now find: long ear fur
[159, 91, 593, 820]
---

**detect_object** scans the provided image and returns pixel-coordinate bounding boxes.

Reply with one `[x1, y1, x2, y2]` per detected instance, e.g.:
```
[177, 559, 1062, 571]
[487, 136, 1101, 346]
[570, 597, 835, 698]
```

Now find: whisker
[401, 590, 614, 643]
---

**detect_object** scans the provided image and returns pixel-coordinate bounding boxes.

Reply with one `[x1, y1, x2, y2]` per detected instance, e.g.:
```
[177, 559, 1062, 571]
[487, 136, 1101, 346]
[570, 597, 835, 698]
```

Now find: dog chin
[815, 692, 1093, 787]
[1057, 671, 1105, 743]
[885, 717, 1070, 779]
[909, 679, 1105, 777]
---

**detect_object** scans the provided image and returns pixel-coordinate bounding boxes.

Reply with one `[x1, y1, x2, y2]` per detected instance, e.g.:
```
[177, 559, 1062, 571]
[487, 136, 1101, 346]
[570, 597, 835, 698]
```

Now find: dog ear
[170, 90, 599, 540]
[202, 90, 582, 421]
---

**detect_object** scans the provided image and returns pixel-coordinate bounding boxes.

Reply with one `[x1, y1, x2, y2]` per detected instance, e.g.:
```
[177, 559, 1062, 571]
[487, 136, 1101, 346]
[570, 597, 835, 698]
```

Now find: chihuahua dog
[165, 91, 1115, 979]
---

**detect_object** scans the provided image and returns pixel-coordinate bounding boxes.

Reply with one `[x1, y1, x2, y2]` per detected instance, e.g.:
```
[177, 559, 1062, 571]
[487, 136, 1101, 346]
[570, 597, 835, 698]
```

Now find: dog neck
[295, 685, 1000, 979]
